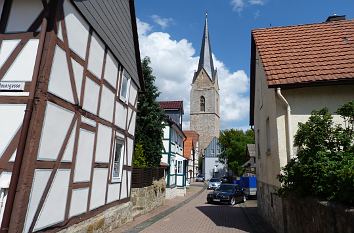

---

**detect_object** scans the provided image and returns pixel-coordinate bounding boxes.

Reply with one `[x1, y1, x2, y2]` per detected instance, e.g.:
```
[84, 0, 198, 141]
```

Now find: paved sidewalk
[113, 182, 205, 233]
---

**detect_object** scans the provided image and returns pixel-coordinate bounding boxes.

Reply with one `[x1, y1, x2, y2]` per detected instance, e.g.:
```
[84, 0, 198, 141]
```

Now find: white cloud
[249, 0, 265, 5]
[230, 0, 245, 12]
[151, 15, 174, 29]
[136, 18, 152, 35]
[230, 0, 266, 12]
[136, 19, 250, 130]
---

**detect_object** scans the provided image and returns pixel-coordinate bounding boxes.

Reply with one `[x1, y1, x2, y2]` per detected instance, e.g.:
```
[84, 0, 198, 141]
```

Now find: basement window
[112, 139, 125, 182]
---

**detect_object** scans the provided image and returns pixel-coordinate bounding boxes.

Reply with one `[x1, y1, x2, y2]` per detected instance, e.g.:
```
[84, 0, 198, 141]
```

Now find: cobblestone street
[116, 183, 274, 233]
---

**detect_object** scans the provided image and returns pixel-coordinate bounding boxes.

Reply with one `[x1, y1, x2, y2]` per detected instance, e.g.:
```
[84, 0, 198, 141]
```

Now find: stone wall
[283, 197, 354, 233]
[257, 181, 286, 233]
[258, 181, 354, 233]
[58, 202, 133, 233]
[130, 179, 166, 217]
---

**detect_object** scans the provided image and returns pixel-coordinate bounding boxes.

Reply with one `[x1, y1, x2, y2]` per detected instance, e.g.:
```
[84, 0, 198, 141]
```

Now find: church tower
[190, 14, 220, 153]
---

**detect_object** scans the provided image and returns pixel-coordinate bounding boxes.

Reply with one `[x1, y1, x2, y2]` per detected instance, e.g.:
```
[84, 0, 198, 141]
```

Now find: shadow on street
[196, 205, 254, 232]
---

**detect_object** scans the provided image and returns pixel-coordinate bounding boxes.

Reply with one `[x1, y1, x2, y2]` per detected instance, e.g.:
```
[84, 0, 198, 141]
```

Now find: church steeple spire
[197, 13, 215, 81]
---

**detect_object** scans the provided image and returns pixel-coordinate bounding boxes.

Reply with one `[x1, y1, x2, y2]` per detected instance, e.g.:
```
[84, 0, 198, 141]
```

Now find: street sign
[0, 81, 25, 91]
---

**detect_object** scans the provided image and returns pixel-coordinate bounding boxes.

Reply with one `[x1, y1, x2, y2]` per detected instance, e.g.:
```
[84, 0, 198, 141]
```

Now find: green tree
[278, 101, 354, 205]
[133, 57, 165, 167]
[132, 142, 147, 168]
[218, 129, 255, 176]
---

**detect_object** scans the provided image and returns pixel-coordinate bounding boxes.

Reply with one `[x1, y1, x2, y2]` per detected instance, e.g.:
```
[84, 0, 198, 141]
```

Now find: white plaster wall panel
[126, 138, 133, 166]
[37, 102, 75, 161]
[0, 172, 12, 189]
[163, 140, 169, 153]
[177, 176, 183, 186]
[0, 104, 25, 158]
[0, 92, 29, 97]
[87, 33, 105, 78]
[128, 83, 137, 106]
[89, 168, 108, 210]
[127, 108, 132, 129]
[23, 169, 51, 233]
[6, 0, 42, 32]
[2, 39, 39, 82]
[107, 183, 121, 203]
[48, 46, 74, 103]
[9, 150, 16, 162]
[120, 170, 127, 199]
[81, 116, 96, 127]
[74, 129, 95, 182]
[104, 52, 118, 88]
[63, 0, 89, 59]
[127, 171, 131, 197]
[69, 188, 89, 217]
[99, 86, 115, 122]
[0, 104, 26, 157]
[161, 154, 168, 165]
[128, 111, 136, 135]
[0, 39, 20, 69]
[72, 58, 83, 102]
[115, 102, 127, 129]
[62, 122, 77, 162]
[163, 127, 170, 139]
[82, 78, 100, 115]
[95, 124, 112, 163]
[34, 169, 70, 231]
[57, 21, 64, 41]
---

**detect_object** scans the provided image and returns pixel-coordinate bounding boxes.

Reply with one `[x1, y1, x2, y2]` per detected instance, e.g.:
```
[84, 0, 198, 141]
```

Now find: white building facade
[250, 17, 354, 233]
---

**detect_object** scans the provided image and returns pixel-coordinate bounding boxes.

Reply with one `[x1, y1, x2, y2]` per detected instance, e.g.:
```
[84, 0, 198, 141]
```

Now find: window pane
[120, 74, 129, 99]
[113, 142, 123, 179]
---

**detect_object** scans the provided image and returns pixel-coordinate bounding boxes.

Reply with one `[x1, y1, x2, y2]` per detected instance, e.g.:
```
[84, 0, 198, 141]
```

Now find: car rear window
[210, 178, 220, 182]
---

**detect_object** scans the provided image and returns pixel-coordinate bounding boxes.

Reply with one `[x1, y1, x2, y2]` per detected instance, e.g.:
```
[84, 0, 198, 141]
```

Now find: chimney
[326, 14, 346, 22]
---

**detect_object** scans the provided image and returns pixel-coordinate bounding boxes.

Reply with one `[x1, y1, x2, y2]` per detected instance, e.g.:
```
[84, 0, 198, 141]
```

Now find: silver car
[208, 178, 221, 190]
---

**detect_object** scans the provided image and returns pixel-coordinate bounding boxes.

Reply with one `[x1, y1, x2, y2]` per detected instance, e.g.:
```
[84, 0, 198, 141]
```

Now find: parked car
[207, 178, 221, 190]
[207, 184, 246, 205]
[196, 174, 205, 182]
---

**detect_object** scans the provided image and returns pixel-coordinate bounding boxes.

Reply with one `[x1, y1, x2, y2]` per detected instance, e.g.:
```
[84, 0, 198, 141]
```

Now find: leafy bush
[133, 142, 148, 168]
[278, 101, 354, 205]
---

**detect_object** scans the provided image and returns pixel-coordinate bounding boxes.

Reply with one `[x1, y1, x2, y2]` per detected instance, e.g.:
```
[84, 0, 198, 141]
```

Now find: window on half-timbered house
[120, 71, 130, 101]
[112, 139, 124, 182]
[177, 161, 183, 174]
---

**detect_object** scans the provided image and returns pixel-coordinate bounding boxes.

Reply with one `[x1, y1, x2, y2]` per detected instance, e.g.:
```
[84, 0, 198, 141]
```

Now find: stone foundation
[130, 179, 166, 217]
[58, 202, 133, 233]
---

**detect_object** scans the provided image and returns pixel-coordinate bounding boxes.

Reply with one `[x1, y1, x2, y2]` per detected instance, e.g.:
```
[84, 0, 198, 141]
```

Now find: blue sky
[135, 0, 354, 131]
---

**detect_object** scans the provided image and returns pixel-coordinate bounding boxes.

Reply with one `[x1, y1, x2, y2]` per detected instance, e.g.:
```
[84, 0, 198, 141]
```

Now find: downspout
[276, 88, 294, 161]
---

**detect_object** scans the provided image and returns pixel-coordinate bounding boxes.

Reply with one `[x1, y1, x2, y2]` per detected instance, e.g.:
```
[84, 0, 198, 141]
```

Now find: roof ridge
[252, 18, 354, 33]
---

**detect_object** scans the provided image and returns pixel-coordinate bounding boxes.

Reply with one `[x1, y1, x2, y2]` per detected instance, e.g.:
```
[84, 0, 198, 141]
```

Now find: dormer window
[200, 96, 205, 112]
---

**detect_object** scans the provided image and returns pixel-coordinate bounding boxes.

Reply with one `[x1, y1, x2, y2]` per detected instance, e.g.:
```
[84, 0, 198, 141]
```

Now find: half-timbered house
[159, 101, 187, 199]
[0, 0, 143, 232]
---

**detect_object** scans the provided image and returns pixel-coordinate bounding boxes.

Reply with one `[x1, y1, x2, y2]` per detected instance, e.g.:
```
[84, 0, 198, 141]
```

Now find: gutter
[276, 88, 294, 161]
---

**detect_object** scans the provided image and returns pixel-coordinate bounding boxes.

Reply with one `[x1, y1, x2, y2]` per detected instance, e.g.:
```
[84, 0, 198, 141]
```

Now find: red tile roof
[183, 131, 199, 160]
[159, 101, 183, 111]
[252, 19, 354, 86]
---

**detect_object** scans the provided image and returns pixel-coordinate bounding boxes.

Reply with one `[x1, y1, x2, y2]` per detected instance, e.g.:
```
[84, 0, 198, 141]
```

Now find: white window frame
[120, 70, 131, 102]
[111, 138, 125, 183]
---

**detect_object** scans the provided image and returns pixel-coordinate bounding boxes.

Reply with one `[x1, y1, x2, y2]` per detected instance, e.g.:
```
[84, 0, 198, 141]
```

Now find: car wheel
[230, 197, 236, 206]
[242, 195, 246, 203]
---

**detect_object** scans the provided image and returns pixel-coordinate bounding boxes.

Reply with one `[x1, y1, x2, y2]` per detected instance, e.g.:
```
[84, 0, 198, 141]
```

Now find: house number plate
[0, 81, 25, 91]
